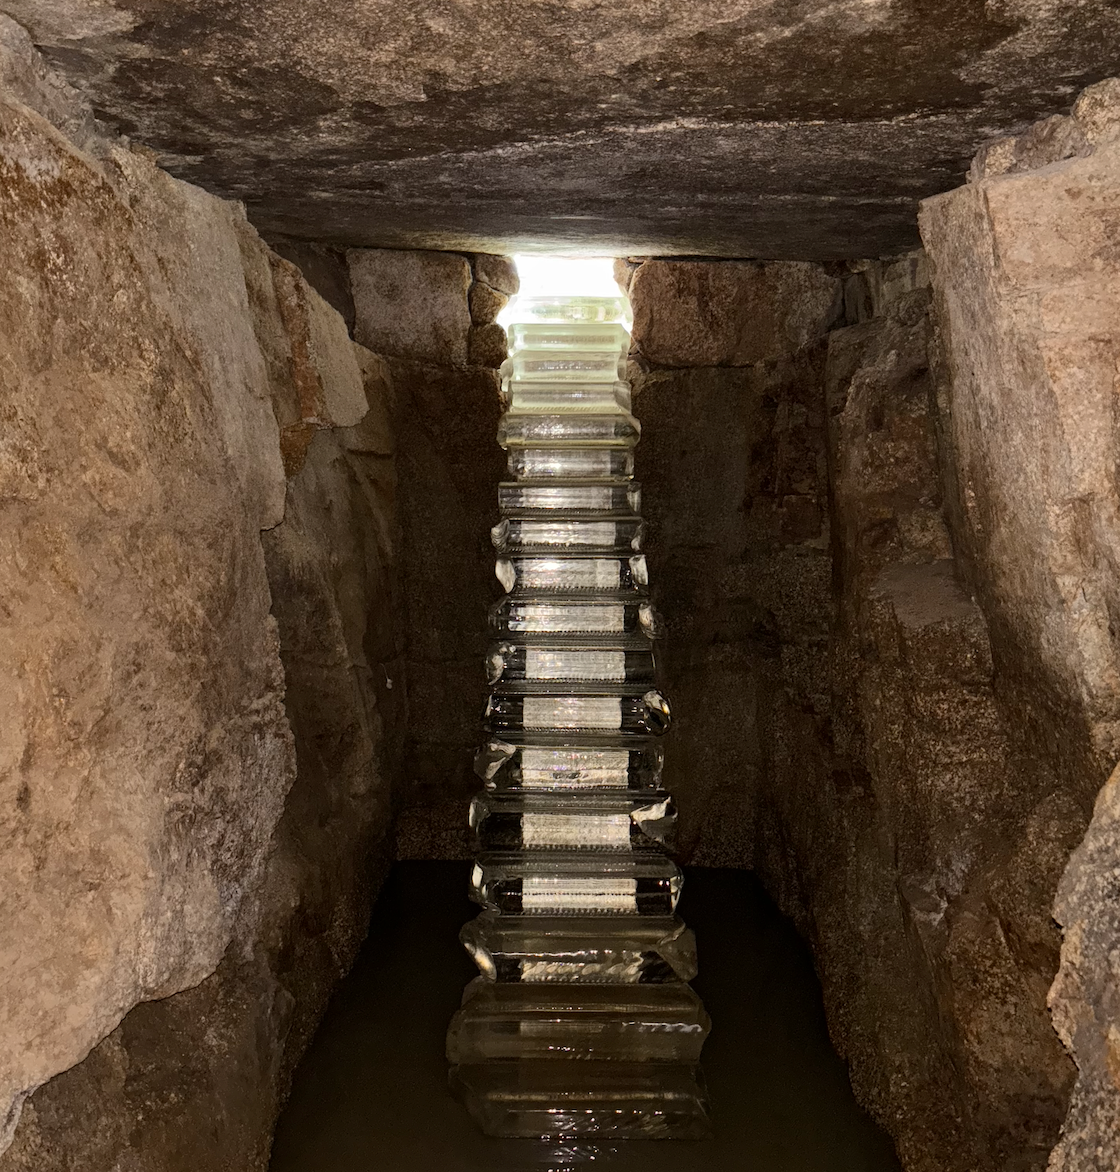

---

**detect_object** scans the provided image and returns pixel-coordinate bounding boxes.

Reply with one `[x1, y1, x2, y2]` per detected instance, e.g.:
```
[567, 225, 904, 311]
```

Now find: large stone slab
[348, 248, 472, 365]
[630, 260, 840, 367]
[0, 91, 294, 1149]
[919, 77, 1120, 1172]
[5, 0, 1120, 256]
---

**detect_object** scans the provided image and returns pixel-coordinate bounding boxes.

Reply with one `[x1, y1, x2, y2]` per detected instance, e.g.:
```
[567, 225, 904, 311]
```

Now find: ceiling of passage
[5, 0, 1119, 258]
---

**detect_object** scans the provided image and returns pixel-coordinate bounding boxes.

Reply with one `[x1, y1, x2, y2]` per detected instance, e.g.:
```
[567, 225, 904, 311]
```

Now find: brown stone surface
[633, 346, 832, 864]
[919, 83, 1120, 1172]
[4, 1, 1120, 256]
[1048, 763, 1120, 1172]
[345, 251, 506, 856]
[348, 247, 472, 365]
[1, 410, 405, 1172]
[469, 254, 518, 297]
[467, 280, 507, 326]
[630, 260, 841, 367]
[385, 356, 503, 856]
[266, 237, 356, 333]
[467, 321, 507, 367]
[781, 291, 1075, 1172]
[0, 39, 403, 1169]
[0, 86, 295, 1148]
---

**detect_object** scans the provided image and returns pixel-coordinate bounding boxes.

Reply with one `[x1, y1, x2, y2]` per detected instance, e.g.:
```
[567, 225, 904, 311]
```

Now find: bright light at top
[497, 255, 624, 328]
[513, 255, 620, 298]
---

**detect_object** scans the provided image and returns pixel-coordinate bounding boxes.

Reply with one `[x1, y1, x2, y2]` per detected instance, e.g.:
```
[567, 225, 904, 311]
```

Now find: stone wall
[0, 20, 403, 1169]
[627, 195, 1120, 1171]
[627, 259, 841, 864]
[348, 247, 514, 859]
[919, 79, 1120, 1172]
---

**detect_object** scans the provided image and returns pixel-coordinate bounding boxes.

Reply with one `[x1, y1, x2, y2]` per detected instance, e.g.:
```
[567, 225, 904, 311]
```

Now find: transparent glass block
[498, 413, 640, 449]
[485, 642, 655, 686]
[508, 322, 630, 353]
[447, 979, 709, 1064]
[510, 295, 629, 324]
[490, 595, 659, 638]
[469, 852, 683, 916]
[460, 913, 698, 983]
[491, 516, 643, 554]
[506, 351, 626, 384]
[507, 448, 635, 480]
[484, 690, 671, 735]
[496, 554, 647, 592]
[469, 793, 676, 853]
[449, 1061, 711, 1140]
[500, 382, 632, 415]
[498, 480, 640, 514]
[475, 740, 664, 792]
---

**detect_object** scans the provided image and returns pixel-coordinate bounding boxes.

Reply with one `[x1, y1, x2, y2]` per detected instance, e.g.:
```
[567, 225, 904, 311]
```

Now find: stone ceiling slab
[3, 0, 1118, 257]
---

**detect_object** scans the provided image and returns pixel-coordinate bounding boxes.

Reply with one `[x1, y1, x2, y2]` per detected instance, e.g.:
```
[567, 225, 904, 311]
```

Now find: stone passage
[446, 280, 711, 1136]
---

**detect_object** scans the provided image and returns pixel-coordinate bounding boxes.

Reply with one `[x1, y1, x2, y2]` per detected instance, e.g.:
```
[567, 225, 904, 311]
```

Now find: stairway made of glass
[447, 290, 711, 1140]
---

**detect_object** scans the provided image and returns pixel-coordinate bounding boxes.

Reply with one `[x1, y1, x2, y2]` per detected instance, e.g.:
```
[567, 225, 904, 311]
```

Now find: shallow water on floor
[269, 862, 900, 1172]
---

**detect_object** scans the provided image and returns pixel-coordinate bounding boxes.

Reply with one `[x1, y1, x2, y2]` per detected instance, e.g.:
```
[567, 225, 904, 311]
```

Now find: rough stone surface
[4, 0, 1120, 256]
[920, 81, 1120, 1172]
[0, 86, 297, 1151]
[1, 405, 405, 1172]
[467, 281, 506, 326]
[345, 248, 508, 858]
[467, 322, 507, 367]
[0, 40, 403, 1168]
[266, 237, 355, 333]
[631, 246, 1096, 1172]
[630, 260, 841, 367]
[775, 291, 1075, 1172]
[348, 247, 472, 365]
[1048, 763, 1120, 1172]
[386, 357, 503, 858]
[633, 345, 832, 864]
[469, 254, 518, 297]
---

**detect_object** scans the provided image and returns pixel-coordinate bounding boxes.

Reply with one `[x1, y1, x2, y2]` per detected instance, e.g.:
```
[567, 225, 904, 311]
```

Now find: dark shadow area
[269, 862, 900, 1172]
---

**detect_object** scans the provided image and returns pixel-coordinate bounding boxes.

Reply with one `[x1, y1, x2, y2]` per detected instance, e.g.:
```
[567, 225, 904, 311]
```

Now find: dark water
[270, 862, 900, 1172]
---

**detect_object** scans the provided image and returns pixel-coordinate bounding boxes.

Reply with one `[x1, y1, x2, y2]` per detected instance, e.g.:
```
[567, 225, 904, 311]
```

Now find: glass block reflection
[448, 269, 710, 1140]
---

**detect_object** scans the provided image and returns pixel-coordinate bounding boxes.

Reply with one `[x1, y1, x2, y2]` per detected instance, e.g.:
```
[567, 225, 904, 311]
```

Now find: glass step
[504, 351, 626, 384]
[500, 383, 632, 414]
[491, 516, 643, 554]
[447, 979, 709, 1064]
[511, 294, 629, 324]
[450, 1061, 711, 1139]
[498, 480, 640, 514]
[475, 739, 664, 792]
[483, 691, 671, 736]
[495, 554, 647, 593]
[460, 912, 697, 983]
[470, 851, 682, 916]
[507, 448, 634, 481]
[497, 412, 640, 449]
[490, 593, 658, 637]
[469, 792, 675, 853]
[485, 641, 655, 686]
[508, 321, 630, 352]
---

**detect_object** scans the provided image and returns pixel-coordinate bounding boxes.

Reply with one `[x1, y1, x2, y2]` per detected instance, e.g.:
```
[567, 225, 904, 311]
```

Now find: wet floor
[270, 862, 901, 1172]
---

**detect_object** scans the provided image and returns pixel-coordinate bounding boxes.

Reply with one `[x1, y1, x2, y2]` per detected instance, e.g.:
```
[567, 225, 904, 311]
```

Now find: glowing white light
[497, 255, 623, 328]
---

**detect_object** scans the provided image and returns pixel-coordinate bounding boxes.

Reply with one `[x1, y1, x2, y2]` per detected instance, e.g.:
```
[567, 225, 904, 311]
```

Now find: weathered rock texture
[631, 260, 841, 366]
[629, 212, 1120, 1171]
[349, 250, 512, 859]
[760, 277, 1077, 1172]
[919, 78, 1120, 1172]
[0, 30, 403, 1169]
[631, 268, 836, 863]
[3, 0, 1120, 257]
